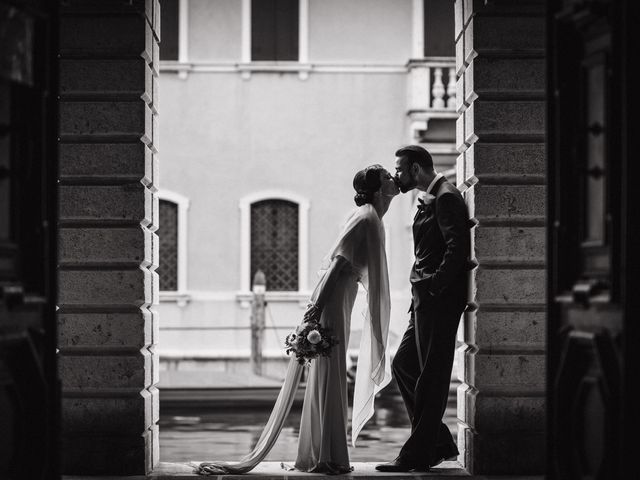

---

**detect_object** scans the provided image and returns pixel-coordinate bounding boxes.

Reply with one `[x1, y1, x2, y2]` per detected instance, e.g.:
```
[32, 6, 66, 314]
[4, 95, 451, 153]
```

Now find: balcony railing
[407, 57, 458, 137]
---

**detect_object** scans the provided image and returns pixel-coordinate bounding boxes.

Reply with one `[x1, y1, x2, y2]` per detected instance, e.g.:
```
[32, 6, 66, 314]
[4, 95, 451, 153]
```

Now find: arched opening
[52, 0, 550, 476]
[154, 0, 466, 470]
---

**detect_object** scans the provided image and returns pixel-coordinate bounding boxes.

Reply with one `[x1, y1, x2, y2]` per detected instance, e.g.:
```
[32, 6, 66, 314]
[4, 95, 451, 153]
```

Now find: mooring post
[250, 270, 266, 375]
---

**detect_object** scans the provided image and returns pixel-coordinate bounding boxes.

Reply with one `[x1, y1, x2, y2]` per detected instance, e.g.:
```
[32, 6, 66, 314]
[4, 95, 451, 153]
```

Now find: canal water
[159, 393, 457, 462]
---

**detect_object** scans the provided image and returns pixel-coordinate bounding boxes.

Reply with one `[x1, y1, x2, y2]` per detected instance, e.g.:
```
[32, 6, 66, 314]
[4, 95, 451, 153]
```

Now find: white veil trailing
[319, 204, 392, 446]
[193, 359, 304, 474]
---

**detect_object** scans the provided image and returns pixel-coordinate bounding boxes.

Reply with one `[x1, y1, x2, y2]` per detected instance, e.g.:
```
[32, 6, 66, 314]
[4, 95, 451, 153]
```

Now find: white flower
[307, 330, 322, 344]
[422, 193, 436, 205]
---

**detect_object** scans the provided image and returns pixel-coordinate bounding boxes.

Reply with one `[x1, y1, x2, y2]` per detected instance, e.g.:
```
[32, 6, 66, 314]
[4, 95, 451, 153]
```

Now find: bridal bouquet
[284, 304, 339, 365]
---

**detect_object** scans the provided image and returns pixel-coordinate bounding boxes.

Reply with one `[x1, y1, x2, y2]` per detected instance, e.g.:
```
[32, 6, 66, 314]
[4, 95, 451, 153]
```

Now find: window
[158, 199, 179, 291]
[158, 191, 190, 297]
[423, 0, 454, 57]
[250, 200, 298, 291]
[160, 0, 179, 61]
[251, 0, 299, 61]
[239, 191, 309, 296]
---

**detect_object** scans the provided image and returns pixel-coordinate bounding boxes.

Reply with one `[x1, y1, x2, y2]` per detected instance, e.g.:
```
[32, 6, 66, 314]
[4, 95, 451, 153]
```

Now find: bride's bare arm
[314, 255, 349, 308]
[303, 255, 350, 322]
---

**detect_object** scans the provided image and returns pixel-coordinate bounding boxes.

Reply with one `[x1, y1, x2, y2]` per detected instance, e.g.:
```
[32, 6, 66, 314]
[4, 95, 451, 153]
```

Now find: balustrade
[432, 67, 446, 108]
[446, 67, 456, 109]
[407, 58, 457, 139]
[408, 58, 457, 112]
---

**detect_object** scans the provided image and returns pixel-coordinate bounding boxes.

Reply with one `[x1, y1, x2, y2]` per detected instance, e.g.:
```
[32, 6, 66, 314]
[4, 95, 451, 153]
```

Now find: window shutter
[251, 0, 299, 61]
[160, 0, 179, 61]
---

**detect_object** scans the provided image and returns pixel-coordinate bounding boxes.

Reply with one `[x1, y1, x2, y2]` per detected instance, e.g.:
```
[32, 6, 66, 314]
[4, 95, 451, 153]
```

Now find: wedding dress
[195, 204, 391, 475]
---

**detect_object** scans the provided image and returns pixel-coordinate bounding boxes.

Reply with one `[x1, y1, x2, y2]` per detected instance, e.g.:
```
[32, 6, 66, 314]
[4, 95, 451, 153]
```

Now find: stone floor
[63, 461, 544, 479]
[154, 461, 468, 477]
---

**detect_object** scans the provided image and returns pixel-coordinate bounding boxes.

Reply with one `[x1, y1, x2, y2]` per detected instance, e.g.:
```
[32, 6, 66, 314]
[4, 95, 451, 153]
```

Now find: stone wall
[57, 0, 159, 474]
[455, 0, 546, 474]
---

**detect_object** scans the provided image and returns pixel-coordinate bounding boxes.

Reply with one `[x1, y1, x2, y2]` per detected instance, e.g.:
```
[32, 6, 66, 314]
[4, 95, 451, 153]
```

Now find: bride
[195, 164, 399, 475]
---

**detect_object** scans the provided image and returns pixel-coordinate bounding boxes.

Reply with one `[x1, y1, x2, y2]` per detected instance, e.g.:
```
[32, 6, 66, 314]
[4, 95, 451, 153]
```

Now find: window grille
[159, 200, 179, 291]
[250, 200, 298, 291]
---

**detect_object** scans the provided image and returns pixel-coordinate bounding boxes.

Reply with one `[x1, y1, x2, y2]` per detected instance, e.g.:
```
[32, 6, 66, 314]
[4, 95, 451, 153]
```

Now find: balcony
[407, 57, 458, 140]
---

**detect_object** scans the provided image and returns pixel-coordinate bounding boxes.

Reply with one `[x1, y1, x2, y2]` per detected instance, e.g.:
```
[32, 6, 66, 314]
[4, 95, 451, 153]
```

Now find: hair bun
[354, 192, 369, 206]
[352, 164, 385, 206]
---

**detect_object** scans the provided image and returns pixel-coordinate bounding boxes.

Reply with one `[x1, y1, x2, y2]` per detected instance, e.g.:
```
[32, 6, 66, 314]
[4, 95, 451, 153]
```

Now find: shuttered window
[160, 0, 179, 60]
[423, 0, 455, 57]
[251, 0, 299, 61]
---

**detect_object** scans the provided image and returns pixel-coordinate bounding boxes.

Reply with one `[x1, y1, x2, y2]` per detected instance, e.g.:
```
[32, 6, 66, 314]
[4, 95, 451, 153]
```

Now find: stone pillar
[455, 0, 546, 474]
[57, 0, 159, 474]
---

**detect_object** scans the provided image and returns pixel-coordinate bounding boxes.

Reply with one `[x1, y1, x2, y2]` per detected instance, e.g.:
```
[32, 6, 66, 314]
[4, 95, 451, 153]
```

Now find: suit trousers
[392, 278, 467, 464]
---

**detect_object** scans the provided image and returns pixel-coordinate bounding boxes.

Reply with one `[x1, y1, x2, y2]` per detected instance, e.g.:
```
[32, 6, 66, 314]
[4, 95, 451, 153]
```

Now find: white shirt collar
[426, 173, 444, 195]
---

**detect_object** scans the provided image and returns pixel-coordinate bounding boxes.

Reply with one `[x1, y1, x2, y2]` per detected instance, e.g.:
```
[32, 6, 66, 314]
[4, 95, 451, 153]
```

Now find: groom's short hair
[395, 145, 433, 171]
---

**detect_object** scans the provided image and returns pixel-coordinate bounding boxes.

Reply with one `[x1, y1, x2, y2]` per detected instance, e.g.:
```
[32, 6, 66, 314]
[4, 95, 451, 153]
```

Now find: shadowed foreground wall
[57, 0, 159, 474]
[455, 0, 546, 474]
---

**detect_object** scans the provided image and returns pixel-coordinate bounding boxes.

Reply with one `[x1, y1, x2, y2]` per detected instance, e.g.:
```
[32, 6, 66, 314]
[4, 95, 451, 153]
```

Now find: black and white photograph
[0, 0, 636, 479]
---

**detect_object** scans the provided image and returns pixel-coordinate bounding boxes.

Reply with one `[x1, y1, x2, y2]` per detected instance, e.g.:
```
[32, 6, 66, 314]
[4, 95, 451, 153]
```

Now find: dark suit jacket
[410, 176, 471, 307]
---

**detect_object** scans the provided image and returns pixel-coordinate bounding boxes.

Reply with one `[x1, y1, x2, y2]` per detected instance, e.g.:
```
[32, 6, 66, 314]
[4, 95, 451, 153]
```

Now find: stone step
[65, 461, 469, 479]
[63, 461, 545, 479]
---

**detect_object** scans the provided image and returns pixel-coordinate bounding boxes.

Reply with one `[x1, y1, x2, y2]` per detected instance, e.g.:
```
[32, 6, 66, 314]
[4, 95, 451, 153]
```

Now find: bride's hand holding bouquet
[285, 303, 339, 365]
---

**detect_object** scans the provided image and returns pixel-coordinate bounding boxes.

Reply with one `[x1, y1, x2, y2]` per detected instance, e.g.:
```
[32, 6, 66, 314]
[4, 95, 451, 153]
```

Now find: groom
[376, 145, 471, 472]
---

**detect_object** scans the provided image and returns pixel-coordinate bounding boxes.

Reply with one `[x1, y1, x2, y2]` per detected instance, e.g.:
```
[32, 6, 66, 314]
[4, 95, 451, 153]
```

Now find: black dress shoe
[430, 444, 459, 467]
[375, 457, 429, 472]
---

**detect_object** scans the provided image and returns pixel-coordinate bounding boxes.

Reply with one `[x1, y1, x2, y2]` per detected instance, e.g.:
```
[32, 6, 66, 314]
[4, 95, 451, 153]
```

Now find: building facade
[156, 0, 459, 383]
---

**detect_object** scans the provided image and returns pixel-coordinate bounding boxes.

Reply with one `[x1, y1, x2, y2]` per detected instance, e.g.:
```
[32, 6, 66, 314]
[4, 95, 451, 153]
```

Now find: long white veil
[320, 205, 392, 445]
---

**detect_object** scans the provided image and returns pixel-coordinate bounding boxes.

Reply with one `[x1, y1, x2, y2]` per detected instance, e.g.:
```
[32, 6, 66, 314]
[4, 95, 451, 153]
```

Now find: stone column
[57, 0, 159, 474]
[455, 1, 546, 475]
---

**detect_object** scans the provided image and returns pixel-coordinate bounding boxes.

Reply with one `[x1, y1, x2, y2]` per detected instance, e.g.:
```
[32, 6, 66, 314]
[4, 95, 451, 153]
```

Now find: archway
[56, 0, 546, 475]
